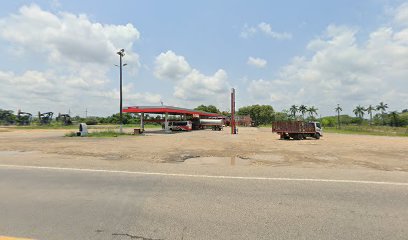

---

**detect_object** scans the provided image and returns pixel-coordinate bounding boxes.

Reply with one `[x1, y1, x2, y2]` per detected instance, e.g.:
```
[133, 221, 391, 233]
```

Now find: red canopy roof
[123, 106, 222, 117]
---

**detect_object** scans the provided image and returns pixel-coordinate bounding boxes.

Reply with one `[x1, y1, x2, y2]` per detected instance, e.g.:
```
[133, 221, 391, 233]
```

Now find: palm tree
[335, 104, 342, 128]
[365, 105, 375, 125]
[353, 105, 365, 119]
[376, 102, 388, 125]
[390, 111, 399, 127]
[289, 105, 298, 119]
[308, 106, 318, 118]
[299, 105, 308, 119]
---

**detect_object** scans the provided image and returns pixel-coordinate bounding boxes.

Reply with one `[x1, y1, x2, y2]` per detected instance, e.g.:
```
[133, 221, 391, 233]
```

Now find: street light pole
[231, 88, 236, 134]
[117, 49, 125, 133]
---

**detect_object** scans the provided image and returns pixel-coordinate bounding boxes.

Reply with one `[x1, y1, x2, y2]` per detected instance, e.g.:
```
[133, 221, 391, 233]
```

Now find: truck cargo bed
[272, 121, 316, 133]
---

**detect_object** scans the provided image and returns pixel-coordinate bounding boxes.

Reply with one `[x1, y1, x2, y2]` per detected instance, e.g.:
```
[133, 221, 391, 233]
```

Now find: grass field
[9, 124, 78, 129]
[7, 123, 161, 130]
[5, 123, 408, 137]
[261, 123, 408, 137]
[324, 125, 408, 137]
[65, 129, 135, 137]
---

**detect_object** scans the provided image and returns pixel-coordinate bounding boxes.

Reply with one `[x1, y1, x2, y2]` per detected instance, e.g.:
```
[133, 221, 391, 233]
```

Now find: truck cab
[311, 121, 323, 137]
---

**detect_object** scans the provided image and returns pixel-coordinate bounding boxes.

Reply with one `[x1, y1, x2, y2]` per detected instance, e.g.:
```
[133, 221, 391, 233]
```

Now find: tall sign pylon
[231, 88, 237, 134]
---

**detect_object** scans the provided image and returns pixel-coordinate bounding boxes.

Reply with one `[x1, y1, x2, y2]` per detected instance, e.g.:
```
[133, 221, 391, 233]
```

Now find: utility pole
[117, 49, 125, 133]
[85, 108, 88, 118]
[337, 104, 341, 129]
[231, 88, 236, 134]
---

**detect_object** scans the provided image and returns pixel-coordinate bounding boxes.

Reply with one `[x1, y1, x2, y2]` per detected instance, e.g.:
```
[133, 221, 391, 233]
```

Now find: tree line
[2, 102, 407, 127]
[0, 109, 145, 126]
[194, 104, 317, 126]
[332, 102, 408, 127]
[288, 105, 318, 119]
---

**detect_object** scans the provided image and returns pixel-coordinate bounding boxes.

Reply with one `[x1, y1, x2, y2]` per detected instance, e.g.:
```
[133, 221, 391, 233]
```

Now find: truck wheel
[282, 134, 290, 140]
[314, 133, 320, 139]
[292, 134, 301, 140]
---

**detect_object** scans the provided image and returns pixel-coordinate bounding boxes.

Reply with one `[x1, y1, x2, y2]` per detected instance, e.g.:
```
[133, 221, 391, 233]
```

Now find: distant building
[225, 115, 253, 127]
[236, 115, 253, 127]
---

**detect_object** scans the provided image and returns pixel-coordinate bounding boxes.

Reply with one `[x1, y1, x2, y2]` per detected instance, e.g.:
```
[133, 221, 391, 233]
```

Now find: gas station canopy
[123, 106, 222, 117]
[123, 106, 223, 133]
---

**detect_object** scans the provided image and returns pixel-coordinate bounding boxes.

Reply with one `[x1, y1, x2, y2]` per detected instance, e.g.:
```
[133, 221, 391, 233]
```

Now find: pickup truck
[272, 121, 323, 140]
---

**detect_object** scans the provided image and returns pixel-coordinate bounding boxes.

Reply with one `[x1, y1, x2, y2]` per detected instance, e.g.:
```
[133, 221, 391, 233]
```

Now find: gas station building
[123, 106, 223, 132]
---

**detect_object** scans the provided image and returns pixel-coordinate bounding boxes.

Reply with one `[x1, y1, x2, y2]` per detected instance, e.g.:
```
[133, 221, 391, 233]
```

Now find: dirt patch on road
[0, 127, 407, 172]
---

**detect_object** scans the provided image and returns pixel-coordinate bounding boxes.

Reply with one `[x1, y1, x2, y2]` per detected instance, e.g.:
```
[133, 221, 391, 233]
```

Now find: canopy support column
[164, 112, 170, 133]
[140, 113, 145, 133]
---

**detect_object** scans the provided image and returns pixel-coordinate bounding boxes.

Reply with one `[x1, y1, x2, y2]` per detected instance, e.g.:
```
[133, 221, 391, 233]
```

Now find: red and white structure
[123, 106, 223, 133]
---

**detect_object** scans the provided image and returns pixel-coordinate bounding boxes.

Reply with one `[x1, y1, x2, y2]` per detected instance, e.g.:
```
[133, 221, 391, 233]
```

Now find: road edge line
[0, 164, 407, 186]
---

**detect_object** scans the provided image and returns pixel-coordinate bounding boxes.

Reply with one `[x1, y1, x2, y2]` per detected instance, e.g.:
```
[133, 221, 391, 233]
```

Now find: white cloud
[174, 69, 229, 100]
[393, 2, 408, 26]
[258, 22, 292, 40]
[0, 4, 159, 116]
[154, 50, 191, 80]
[0, 5, 140, 68]
[93, 83, 161, 106]
[247, 19, 408, 115]
[240, 22, 292, 40]
[247, 57, 267, 68]
[0, 70, 160, 115]
[240, 24, 257, 38]
[154, 51, 230, 106]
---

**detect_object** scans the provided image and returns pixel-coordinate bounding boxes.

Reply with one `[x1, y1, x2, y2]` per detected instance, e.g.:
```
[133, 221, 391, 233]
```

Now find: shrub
[85, 117, 98, 125]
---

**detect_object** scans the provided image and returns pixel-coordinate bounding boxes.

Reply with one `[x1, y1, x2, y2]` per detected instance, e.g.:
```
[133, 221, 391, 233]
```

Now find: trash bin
[78, 123, 88, 136]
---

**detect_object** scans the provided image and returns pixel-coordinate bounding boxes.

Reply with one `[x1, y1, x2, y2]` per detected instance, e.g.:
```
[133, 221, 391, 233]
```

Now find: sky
[0, 0, 407, 117]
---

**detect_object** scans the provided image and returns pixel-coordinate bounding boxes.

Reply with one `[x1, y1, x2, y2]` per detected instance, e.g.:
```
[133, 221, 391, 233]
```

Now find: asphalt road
[1, 166, 408, 240]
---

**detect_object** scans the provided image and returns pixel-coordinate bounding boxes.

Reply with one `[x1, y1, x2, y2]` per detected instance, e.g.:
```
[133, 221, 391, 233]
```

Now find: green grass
[11, 124, 78, 129]
[65, 129, 133, 137]
[324, 125, 408, 137]
[9, 123, 161, 130]
[257, 123, 408, 137]
[64, 131, 78, 137]
[140, 124, 162, 129]
[87, 130, 132, 137]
